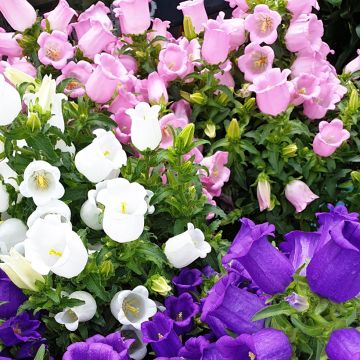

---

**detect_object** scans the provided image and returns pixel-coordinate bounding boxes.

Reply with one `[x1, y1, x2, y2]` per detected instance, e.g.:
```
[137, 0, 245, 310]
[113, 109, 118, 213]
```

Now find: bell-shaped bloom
[217, 328, 292, 360]
[280, 230, 321, 276]
[285, 180, 318, 213]
[313, 119, 350, 157]
[164, 293, 199, 335]
[78, 21, 116, 59]
[201, 274, 265, 335]
[37, 31, 74, 70]
[285, 14, 324, 53]
[55, 291, 97, 331]
[113, 0, 151, 35]
[326, 328, 360, 360]
[248, 68, 291, 116]
[291, 73, 320, 106]
[75, 129, 127, 183]
[42, 0, 77, 32]
[172, 268, 203, 295]
[238, 43, 274, 82]
[200, 151, 230, 198]
[86, 53, 127, 103]
[0, 270, 26, 319]
[159, 113, 188, 149]
[0, 218, 27, 255]
[141, 312, 182, 357]
[120, 324, 147, 360]
[0, 159, 19, 213]
[286, 0, 319, 17]
[285, 293, 309, 312]
[24, 215, 88, 278]
[202, 20, 230, 65]
[63, 332, 133, 360]
[178, 336, 210, 359]
[307, 220, 360, 302]
[0, 75, 21, 126]
[147, 72, 168, 105]
[344, 49, 360, 74]
[177, 0, 208, 33]
[244, 5, 282, 45]
[111, 286, 157, 330]
[97, 178, 149, 243]
[256, 175, 271, 212]
[224, 219, 294, 295]
[0, 0, 36, 32]
[216, 12, 246, 51]
[0, 32, 23, 58]
[164, 223, 211, 269]
[78, 1, 112, 30]
[0, 249, 45, 291]
[126, 102, 162, 151]
[19, 160, 64, 206]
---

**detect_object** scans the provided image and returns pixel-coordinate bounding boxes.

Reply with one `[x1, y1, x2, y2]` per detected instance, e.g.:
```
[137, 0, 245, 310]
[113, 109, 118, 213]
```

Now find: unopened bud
[180, 91, 191, 102]
[244, 97, 256, 111]
[204, 121, 216, 138]
[348, 88, 359, 113]
[4, 67, 35, 87]
[26, 113, 41, 132]
[190, 92, 207, 105]
[226, 118, 241, 140]
[351, 171, 360, 183]
[256, 173, 271, 212]
[149, 275, 172, 296]
[183, 16, 197, 40]
[176, 123, 195, 150]
[282, 144, 298, 158]
[100, 260, 114, 277]
[217, 92, 229, 105]
[285, 293, 309, 312]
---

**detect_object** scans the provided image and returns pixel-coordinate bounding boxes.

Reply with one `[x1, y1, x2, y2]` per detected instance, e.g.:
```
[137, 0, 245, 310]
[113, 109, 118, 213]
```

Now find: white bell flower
[0, 74, 22, 126]
[0, 218, 27, 255]
[0, 184, 9, 213]
[126, 102, 162, 151]
[0, 159, 19, 212]
[120, 324, 147, 360]
[164, 223, 211, 268]
[80, 181, 108, 230]
[55, 140, 76, 155]
[24, 214, 88, 278]
[55, 291, 97, 331]
[97, 178, 148, 243]
[27, 199, 71, 227]
[0, 248, 45, 291]
[19, 160, 65, 206]
[111, 286, 157, 330]
[75, 129, 127, 183]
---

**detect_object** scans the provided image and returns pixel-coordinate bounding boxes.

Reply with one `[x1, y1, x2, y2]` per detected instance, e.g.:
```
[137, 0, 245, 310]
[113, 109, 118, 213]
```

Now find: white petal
[70, 291, 97, 322]
[0, 75, 21, 126]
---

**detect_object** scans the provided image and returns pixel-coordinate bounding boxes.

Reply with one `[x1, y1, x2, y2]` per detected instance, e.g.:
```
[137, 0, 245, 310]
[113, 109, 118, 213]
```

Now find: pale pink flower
[344, 49, 360, 74]
[114, 113, 132, 144]
[257, 178, 271, 212]
[5, 57, 36, 77]
[313, 119, 350, 157]
[184, 146, 204, 164]
[118, 55, 138, 74]
[109, 88, 139, 115]
[171, 100, 192, 122]
[248, 68, 292, 116]
[225, 0, 249, 12]
[78, 1, 112, 30]
[216, 12, 246, 51]
[0, 31, 23, 58]
[0, 0, 36, 32]
[286, 0, 319, 17]
[148, 18, 173, 44]
[177, 0, 208, 33]
[42, 0, 77, 33]
[291, 73, 320, 106]
[159, 113, 188, 149]
[285, 180, 318, 213]
[147, 72, 168, 105]
[238, 42, 274, 82]
[37, 31, 74, 70]
[244, 4, 282, 45]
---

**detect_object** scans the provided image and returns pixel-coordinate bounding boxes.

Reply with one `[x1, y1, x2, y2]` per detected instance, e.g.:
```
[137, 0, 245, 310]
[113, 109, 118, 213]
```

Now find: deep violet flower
[164, 293, 199, 335]
[172, 268, 203, 295]
[326, 328, 360, 360]
[141, 312, 182, 358]
[178, 336, 210, 359]
[223, 218, 294, 295]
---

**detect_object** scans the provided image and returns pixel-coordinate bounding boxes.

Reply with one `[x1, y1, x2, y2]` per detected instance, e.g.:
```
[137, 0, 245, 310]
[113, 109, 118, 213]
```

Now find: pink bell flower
[148, 18, 173, 45]
[171, 100, 192, 122]
[159, 113, 188, 149]
[0, 31, 23, 58]
[5, 57, 36, 78]
[113, 0, 151, 35]
[85, 53, 127, 103]
[78, 1, 112, 30]
[291, 73, 320, 106]
[202, 20, 231, 65]
[285, 180, 318, 213]
[37, 31, 74, 70]
[285, 14, 324, 54]
[42, 0, 77, 33]
[344, 49, 360, 74]
[0, 0, 36, 32]
[216, 12, 246, 51]
[313, 119, 350, 157]
[114, 114, 132, 145]
[238, 42, 274, 82]
[286, 0, 319, 17]
[225, 0, 249, 12]
[244, 4, 282, 45]
[177, 0, 208, 33]
[109, 88, 139, 115]
[248, 68, 292, 116]
[147, 72, 168, 105]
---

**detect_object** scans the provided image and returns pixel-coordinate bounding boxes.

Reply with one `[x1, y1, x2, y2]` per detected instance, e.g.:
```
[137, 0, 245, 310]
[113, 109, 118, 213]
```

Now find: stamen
[103, 150, 110, 156]
[260, 16, 273, 33]
[48, 248, 63, 257]
[120, 202, 127, 214]
[176, 312, 183, 321]
[213, 168, 219, 177]
[158, 333, 164, 340]
[253, 53, 268, 69]
[36, 174, 49, 190]
[45, 47, 61, 61]
[123, 301, 140, 314]
[249, 352, 256, 360]
[299, 87, 307, 94]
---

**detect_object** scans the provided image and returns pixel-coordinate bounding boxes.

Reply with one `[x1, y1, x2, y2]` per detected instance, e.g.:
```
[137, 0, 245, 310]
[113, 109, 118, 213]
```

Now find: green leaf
[34, 345, 46, 360]
[26, 133, 59, 162]
[252, 302, 293, 321]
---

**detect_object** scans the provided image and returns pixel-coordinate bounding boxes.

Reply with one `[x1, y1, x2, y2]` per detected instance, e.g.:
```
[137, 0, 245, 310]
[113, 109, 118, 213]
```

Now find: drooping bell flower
[326, 328, 360, 360]
[201, 274, 265, 335]
[177, 0, 208, 33]
[172, 268, 203, 295]
[178, 336, 210, 359]
[223, 219, 294, 295]
[0, 32, 23, 58]
[0, 0, 36, 32]
[78, 1, 113, 30]
[307, 220, 360, 302]
[284, 180, 318, 213]
[216, 328, 292, 360]
[141, 312, 182, 357]
[147, 72, 168, 106]
[286, 0, 319, 17]
[42, 0, 77, 33]
[313, 119, 350, 157]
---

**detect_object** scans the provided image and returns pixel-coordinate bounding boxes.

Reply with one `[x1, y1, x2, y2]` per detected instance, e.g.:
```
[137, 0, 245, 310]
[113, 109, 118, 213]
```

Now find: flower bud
[351, 171, 360, 184]
[217, 92, 229, 106]
[100, 260, 114, 277]
[285, 293, 309, 312]
[244, 97, 256, 111]
[180, 91, 191, 102]
[348, 88, 359, 113]
[149, 275, 172, 296]
[183, 16, 197, 41]
[176, 123, 195, 150]
[256, 173, 271, 212]
[26, 112, 41, 132]
[226, 118, 241, 140]
[190, 92, 207, 105]
[282, 144, 298, 158]
[204, 121, 216, 139]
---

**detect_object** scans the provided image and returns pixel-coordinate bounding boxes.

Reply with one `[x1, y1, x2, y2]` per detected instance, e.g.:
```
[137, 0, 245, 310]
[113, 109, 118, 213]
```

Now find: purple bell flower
[280, 231, 321, 275]
[326, 328, 360, 360]
[63, 332, 133, 360]
[216, 328, 293, 360]
[201, 273, 265, 336]
[0, 312, 41, 346]
[307, 220, 360, 302]
[16, 339, 47, 359]
[202, 342, 225, 359]
[223, 218, 294, 295]
[178, 336, 210, 359]
[141, 312, 182, 357]
[0, 270, 26, 319]
[164, 293, 199, 335]
[172, 268, 203, 295]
